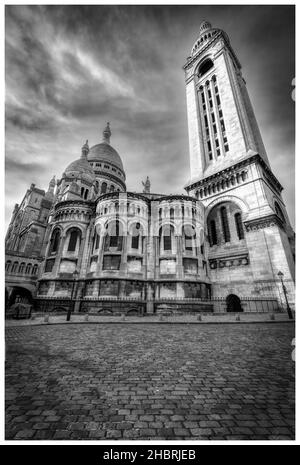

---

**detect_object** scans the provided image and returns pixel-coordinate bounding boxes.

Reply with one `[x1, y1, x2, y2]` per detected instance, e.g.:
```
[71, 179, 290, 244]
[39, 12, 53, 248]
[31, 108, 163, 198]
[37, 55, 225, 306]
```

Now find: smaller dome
[63, 141, 95, 183]
[199, 20, 212, 34]
[191, 20, 221, 57]
[64, 158, 95, 183]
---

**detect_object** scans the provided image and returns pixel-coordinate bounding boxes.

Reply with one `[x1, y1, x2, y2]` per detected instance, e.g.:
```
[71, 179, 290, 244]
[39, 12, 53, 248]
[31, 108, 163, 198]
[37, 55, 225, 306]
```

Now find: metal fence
[32, 296, 280, 316]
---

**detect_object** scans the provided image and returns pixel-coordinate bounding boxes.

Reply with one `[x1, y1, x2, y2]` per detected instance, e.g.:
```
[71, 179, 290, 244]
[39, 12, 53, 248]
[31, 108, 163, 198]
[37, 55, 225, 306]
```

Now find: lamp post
[277, 271, 293, 320]
[67, 270, 79, 321]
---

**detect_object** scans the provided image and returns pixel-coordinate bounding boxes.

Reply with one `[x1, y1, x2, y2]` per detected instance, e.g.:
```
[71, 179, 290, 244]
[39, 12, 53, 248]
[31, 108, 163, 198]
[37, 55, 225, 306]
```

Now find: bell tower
[184, 20, 269, 182]
[183, 21, 295, 308]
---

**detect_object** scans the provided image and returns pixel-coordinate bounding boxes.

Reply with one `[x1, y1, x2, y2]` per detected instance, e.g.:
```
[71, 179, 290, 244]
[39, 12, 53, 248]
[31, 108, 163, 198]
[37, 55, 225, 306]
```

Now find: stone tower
[183, 21, 295, 307]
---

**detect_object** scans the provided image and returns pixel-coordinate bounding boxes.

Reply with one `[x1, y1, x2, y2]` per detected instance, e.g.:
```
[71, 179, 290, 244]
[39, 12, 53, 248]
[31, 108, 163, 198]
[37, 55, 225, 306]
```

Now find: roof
[88, 142, 124, 172]
[64, 157, 95, 182]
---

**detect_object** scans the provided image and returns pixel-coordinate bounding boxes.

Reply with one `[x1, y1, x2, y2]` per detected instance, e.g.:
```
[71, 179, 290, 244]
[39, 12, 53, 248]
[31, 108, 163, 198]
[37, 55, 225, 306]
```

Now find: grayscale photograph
[4, 3, 295, 443]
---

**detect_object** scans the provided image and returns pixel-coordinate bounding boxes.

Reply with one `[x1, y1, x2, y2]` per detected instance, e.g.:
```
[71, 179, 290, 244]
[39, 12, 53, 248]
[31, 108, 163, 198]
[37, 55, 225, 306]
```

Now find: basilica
[5, 21, 295, 316]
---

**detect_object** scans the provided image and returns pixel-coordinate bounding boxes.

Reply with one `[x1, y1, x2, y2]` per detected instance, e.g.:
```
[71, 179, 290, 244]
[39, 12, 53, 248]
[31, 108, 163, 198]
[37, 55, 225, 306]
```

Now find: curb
[5, 320, 295, 328]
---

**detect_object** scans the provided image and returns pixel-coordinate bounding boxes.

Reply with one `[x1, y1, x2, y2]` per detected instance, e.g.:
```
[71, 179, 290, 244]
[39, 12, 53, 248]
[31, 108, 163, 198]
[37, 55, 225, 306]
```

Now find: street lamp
[67, 269, 79, 321]
[277, 271, 293, 320]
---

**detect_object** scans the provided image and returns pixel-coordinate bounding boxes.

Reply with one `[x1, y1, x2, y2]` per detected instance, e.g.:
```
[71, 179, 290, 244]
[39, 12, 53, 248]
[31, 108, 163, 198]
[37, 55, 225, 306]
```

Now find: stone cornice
[157, 194, 198, 203]
[209, 253, 249, 269]
[96, 191, 147, 203]
[244, 214, 284, 232]
[95, 192, 197, 204]
[185, 154, 283, 194]
[94, 170, 126, 189]
[5, 250, 44, 261]
[54, 200, 95, 212]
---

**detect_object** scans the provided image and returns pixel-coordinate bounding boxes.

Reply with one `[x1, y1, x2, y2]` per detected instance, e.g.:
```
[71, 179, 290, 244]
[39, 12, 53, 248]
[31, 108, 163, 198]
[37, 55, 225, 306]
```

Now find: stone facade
[5, 21, 295, 314]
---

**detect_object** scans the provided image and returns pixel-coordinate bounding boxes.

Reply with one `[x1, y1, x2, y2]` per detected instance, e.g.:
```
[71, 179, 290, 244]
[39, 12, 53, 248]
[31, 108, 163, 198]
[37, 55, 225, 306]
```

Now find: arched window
[109, 222, 119, 248]
[95, 233, 100, 250]
[209, 220, 217, 246]
[68, 230, 79, 252]
[131, 223, 141, 250]
[184, 225, 196, 251]
[235, 212, 244, 240]
[101, 182, 107, 194]
[160, 225, 173, 252]
[81, 187, 84, 197]
[25, 263, 32, 274]
[170, 208, 174, 221]
[110, 185, 115, 192]
[104, 221, 123, 251]
[11, 261, 19, 273]
[84, 189, 89, 200]
[164, 235, 172, 251]
[32, 264, 38, 275]
[220, 206, 230, 242]
[131, 235, 139, 249]
[49, 229, 60, 254]
[198, 59, 214, 78]
[5, 261, 11, 272]
[19, 262, 25, 273]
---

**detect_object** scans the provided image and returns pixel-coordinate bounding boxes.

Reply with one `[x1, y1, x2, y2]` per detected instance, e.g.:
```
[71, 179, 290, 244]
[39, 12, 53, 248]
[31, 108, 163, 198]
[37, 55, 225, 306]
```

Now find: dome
[199, 20, 212, 34]
[64, 141, 95, 183]
[88, 123, 124, 173]
[65, 158, 95, 177]
[190, 20, 224, 57]
[88, 142, 124, 172]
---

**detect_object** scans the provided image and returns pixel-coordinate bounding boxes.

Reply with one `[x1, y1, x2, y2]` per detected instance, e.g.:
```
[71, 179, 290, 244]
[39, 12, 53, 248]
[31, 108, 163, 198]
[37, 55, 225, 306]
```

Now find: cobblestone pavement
[5, 323, 295, 440]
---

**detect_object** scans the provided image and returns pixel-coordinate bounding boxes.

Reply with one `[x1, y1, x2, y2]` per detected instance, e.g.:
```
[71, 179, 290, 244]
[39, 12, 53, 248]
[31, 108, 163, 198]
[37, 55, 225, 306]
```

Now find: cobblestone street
[5, 322, 295, 440]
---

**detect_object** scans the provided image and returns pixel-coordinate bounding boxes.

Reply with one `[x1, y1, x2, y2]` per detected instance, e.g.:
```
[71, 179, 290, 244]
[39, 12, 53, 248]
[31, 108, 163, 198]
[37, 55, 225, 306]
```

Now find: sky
[5, 5, 295, 229]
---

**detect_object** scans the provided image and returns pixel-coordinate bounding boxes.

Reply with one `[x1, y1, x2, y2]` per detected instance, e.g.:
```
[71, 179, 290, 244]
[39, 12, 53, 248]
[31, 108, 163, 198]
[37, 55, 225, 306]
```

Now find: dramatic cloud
[5, 5, 295, 228]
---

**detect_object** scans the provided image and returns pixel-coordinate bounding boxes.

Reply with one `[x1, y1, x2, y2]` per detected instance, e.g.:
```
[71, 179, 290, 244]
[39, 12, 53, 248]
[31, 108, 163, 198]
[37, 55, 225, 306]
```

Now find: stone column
[52, 232, 66, 276]
[146, 281, 154, 314]
[73, 279, 83, 313]
[155, 282, 160, 299]
[177, 282, 185, 298]
[96, 234, 105, 275]
[78, 224, 92, 276]
[177, 236, 184, 279]
[120, 236, 128, 273]
[119, 280, 126, 298]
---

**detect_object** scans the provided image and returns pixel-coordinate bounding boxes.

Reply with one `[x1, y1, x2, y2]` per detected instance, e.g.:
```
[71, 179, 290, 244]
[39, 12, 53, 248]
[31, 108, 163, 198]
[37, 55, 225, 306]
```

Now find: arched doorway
[8, 287, 33, 308]
[226, 294, 243, 312]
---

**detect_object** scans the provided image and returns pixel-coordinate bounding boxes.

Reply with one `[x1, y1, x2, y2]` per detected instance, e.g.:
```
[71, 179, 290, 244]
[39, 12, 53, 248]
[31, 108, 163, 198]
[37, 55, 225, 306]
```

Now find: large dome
[88, 142, 124, 172]
[88, 122, 125, 173]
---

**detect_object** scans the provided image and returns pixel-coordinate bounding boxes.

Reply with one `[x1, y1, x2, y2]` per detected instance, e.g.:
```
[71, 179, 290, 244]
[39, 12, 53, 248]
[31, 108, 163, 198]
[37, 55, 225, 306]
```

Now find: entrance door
[226, 294, 242, 312]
